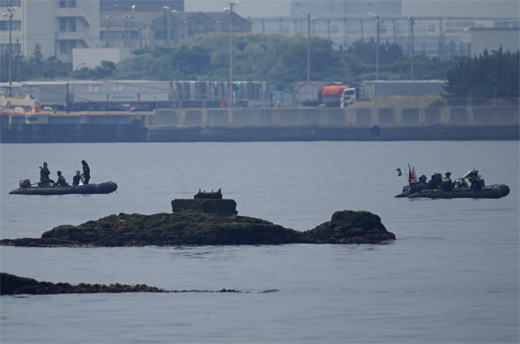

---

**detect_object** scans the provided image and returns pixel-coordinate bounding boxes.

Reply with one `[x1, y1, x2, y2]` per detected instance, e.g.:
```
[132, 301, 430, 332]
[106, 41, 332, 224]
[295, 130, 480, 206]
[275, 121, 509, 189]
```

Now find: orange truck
[321, 84, 356, 108]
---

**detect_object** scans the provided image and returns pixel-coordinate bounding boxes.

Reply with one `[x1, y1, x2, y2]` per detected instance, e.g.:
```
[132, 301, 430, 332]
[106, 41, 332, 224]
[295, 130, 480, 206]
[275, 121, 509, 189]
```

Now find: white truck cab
[340, 88, 356, 108]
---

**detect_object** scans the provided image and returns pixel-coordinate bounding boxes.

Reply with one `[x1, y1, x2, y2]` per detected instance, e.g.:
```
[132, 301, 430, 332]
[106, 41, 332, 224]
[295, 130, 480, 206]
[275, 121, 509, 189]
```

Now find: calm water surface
[1, 141, 518, 343]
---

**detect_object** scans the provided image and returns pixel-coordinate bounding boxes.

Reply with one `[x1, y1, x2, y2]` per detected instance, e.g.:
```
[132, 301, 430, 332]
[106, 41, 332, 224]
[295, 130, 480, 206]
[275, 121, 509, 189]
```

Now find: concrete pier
[1, 105, 518, 143]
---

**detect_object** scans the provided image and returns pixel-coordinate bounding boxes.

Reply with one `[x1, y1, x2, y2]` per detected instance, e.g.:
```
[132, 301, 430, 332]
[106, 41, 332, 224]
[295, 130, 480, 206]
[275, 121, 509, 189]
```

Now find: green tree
[346, 39, 403, 65]
[94, 60, 117, 79]
[28, 44, 44, 66]
[444, 48, 520, 97]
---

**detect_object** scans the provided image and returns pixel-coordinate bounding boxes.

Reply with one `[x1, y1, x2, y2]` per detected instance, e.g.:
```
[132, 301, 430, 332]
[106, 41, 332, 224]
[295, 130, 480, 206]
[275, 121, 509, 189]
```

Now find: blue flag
[396, 168, 402, 177]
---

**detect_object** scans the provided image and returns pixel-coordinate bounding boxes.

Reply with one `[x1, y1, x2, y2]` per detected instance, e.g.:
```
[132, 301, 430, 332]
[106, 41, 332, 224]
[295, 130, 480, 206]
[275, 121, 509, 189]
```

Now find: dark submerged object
[396, 169, 509, 199]
[9, 181, 117, 195]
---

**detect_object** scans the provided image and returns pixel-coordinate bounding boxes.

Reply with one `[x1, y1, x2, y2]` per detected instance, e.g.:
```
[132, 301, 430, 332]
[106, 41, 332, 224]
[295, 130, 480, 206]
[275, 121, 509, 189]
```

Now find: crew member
[55, 171, 68, 186]
[440, 172, 453, 192]
[81, 160, 90, 185]
[39, 162, 54, 187]
[72, 170, 81, 186]
[426, 173, 442, 189]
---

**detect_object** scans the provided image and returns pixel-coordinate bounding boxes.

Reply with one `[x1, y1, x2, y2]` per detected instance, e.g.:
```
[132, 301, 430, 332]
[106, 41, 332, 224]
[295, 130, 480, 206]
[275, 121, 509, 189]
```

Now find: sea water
[1, 141, 518, 343]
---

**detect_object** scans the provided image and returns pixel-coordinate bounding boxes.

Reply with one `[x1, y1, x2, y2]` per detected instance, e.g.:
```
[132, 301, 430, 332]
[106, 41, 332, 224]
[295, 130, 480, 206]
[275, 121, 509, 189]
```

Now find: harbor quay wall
[1, 106, 518, 143]
[1, 113, 148, 143]
[146, 106, 519, 141]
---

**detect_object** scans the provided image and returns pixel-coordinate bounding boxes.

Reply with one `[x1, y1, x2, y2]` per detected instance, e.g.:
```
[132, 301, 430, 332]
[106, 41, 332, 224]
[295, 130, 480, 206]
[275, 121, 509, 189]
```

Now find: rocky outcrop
[0, 210, 395, 247]
[0, 273, 244, 295]
[0, 272, 167, 295]
[301, 210, 396, 244]
[0, 190, 394, 247]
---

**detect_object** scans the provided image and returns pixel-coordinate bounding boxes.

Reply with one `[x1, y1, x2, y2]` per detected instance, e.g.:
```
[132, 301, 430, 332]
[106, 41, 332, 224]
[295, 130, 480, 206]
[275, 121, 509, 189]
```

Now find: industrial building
[1, 0, 518, 63]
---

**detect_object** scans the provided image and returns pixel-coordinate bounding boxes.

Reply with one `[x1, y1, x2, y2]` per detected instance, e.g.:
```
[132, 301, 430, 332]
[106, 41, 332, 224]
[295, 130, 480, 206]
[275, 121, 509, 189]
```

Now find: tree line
[1, 35, 518, 98]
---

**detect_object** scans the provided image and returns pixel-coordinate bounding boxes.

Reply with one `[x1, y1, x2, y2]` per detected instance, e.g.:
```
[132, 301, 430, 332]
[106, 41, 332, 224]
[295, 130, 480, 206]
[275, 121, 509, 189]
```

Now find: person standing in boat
[39, 162, 54, 187]
[72, 170, 81, 186]
[81, 160, 91, 185]
[55, 171, 68, 186]
[440, 172, 453, 192]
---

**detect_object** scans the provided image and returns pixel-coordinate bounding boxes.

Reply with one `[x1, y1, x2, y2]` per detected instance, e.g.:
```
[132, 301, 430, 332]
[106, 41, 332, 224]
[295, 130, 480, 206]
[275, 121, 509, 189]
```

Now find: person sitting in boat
[440, 172, 454, 192]
[426, 173, 442, 189]
[469, 172, 484, 191]
[55, 171, 68, 187]
[410, 175, 428, 193]
[81, 160, 90, 185]
[72, 170, 81, 186]
[38, 162, 54, 187]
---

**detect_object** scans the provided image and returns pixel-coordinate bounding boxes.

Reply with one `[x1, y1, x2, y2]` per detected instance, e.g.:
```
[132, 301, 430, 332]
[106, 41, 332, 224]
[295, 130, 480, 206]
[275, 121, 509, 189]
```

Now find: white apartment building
[1, 0, 99, 61]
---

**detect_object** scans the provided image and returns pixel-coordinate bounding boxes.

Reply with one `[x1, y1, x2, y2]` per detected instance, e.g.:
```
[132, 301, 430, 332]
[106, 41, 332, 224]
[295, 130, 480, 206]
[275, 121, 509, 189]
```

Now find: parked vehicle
[340, 88, 357, 108]
[293, 81, 356, 107]
[321, 84, 354, 107]
[0, 80, 270, 111]
[293, 81, 322, 107]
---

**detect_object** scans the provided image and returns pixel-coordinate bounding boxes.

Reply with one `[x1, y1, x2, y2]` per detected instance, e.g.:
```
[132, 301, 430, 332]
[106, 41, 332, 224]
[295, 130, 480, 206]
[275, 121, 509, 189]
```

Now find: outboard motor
[462, 169, 478, 179]
[462, 169, 485, 191]
[19, 179, 31, 188]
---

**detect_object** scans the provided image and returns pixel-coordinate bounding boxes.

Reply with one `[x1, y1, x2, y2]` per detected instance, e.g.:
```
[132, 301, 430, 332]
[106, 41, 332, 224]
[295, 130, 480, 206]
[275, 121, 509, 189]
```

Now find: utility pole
[408, 16, 416, 80]
[306, 12, 312, 81]
[163, 6, 170, 47]
[372, 13, 380, 80]
[227, 2, 238, 108]
[2, 6, 16, 89]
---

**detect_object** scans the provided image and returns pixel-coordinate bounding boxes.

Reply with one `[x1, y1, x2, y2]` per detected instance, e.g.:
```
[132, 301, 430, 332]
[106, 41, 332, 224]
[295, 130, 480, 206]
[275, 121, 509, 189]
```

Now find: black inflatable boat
[395, 183, 510, 199]
[9, 181, 117, 195]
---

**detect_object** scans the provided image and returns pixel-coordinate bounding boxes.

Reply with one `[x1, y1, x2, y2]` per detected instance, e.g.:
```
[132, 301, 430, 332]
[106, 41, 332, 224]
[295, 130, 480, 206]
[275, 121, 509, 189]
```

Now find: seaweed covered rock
[0, 272, 166, 295]
[301, 210, 396, 244]
[1, 211, 301, 247]
[0, 190, 395, 247]
[0, 210, 395, 247]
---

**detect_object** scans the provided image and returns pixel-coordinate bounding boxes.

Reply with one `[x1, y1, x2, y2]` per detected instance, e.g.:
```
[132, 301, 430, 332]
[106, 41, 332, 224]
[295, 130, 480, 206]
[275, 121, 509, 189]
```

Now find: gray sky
[185, 0, 290, 18]
[403, 0, 519, 18]
[184, 0, 519, 18]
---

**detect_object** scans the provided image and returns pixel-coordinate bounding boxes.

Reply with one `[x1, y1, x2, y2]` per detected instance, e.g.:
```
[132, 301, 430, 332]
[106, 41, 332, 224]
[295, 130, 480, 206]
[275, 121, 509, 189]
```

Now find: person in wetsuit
[410, 175, 428, 193]
[72, 170, 81, 186]
[55, 171, 68, 186]
[440, 172, 453, 192]
[426, 173, 442, 189]
[39, 162, 54, 187]
[81, 160, 90, 185]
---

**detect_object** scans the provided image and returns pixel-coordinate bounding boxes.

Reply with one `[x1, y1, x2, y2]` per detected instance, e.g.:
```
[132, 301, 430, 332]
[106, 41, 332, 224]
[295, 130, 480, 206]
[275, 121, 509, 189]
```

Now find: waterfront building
[0, 0, 99, 61]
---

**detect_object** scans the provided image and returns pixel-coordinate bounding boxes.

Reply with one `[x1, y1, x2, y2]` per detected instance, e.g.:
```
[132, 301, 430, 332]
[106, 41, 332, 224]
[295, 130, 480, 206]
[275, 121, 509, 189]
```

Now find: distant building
[290, 0, 402, 17]
[251, 15, 519, 58]
[470, 28, 520, 56]
[0, 0, 100, 61]
[99, 0, 183, 12]
[99, 10, 251, 49]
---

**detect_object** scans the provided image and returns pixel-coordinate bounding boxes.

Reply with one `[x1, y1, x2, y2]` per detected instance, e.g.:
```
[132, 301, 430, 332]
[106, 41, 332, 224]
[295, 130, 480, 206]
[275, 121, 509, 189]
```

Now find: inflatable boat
[395, 183, 510, 199]
[9, 181, 117, 195]
[396, 168, 510, 199]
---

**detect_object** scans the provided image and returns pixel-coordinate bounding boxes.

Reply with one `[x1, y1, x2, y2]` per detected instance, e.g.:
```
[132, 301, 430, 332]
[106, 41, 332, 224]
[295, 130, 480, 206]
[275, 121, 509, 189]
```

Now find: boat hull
[395, 184, 510, 199]
[9, 182, 117, 195]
